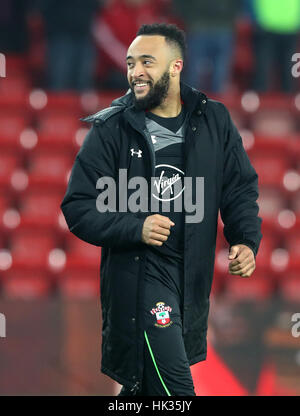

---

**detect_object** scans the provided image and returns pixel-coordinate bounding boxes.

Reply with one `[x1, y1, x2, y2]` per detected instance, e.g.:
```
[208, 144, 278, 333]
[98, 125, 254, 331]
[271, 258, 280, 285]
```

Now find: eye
[143, 60, 152, 65]
[127, 62, 134, 68]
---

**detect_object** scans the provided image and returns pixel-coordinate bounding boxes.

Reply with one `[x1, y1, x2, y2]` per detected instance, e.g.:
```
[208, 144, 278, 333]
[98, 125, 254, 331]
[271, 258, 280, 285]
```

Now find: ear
[170, 59, 183, 77]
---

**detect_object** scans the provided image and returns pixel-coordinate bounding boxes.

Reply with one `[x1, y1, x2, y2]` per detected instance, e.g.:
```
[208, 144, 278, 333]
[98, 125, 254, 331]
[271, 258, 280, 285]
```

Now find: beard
[130, 70, 170, 111]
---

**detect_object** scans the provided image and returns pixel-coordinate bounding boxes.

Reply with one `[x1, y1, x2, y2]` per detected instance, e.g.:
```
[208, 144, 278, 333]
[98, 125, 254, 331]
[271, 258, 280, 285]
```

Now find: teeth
[134, 82, 147, 87]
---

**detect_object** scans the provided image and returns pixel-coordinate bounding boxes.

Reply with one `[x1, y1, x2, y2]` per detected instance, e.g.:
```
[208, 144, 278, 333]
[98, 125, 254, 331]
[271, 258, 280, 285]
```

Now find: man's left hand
[228, 244, 256, 277]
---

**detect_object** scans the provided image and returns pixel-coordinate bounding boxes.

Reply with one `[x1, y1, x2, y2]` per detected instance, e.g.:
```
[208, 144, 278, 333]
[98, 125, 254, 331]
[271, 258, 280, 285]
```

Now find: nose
[131, 62, 145, 79]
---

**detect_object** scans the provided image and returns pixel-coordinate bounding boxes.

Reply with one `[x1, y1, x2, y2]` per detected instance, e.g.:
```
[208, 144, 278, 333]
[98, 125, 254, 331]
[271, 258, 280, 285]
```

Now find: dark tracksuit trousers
[118, 249, 196, 396]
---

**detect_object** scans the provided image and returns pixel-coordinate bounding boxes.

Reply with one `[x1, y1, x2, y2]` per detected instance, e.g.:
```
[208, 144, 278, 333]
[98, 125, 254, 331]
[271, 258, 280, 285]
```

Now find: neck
[149, 86, 182, 118]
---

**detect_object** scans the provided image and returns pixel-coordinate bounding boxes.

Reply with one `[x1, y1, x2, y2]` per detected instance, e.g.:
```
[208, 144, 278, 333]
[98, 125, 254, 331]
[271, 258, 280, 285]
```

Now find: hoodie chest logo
[130, 148, 143, 158]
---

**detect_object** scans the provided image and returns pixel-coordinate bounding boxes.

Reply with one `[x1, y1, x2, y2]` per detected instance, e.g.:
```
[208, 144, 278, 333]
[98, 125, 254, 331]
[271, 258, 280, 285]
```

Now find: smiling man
[61, 23, 262, 396]
[127, 31, 183, 115]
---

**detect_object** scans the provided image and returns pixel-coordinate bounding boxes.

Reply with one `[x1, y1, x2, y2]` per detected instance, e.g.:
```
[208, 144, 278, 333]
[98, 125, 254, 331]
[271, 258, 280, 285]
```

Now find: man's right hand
[141, 214, 175, 246]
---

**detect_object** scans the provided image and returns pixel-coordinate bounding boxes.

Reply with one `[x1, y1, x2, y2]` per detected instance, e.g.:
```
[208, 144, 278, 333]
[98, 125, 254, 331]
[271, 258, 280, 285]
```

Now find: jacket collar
[178, 82, 207, 115]
[111, 82, 208, 130]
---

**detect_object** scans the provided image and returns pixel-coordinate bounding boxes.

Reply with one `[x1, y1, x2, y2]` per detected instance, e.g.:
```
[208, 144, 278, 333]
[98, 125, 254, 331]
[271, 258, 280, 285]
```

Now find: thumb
[228, 245, 239, 260]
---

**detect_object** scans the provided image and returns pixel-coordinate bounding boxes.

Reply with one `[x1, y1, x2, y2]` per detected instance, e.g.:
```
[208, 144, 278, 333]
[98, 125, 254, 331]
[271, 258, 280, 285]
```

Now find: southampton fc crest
[150, 302, 173, 328]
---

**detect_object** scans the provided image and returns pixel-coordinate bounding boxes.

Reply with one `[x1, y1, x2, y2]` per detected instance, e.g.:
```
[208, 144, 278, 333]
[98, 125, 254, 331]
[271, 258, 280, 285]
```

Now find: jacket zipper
[142, 128, 156, 179]
[122, 121, 155, 387]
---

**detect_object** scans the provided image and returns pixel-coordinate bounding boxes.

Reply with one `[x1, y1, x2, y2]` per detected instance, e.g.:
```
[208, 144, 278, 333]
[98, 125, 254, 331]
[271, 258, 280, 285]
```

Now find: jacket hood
[82, 82, 208, 123]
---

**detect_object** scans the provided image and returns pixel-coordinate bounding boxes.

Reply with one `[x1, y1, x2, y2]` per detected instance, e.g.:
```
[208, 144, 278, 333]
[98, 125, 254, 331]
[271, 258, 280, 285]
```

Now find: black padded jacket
[61, 83, 262, 393]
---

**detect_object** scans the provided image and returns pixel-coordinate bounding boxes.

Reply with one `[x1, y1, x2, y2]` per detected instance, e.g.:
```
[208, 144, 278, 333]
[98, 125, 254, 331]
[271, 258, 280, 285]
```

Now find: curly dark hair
[136, 23, 186, 61]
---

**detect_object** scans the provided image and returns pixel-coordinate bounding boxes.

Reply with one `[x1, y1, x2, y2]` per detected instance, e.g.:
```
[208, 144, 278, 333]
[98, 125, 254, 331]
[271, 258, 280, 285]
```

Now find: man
[40, 0, 100, 91]
[61, 23, 262, 396]
[172, 0, 240, 93]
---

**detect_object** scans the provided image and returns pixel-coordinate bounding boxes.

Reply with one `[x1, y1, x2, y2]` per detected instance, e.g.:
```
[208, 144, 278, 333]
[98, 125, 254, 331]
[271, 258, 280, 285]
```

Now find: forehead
[127, 35, 169, 60]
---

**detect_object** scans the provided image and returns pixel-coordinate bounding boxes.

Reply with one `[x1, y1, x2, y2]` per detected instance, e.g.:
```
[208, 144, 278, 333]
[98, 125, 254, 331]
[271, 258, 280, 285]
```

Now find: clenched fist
[141, 214, 175, 246]
[228, 244, 256, 277]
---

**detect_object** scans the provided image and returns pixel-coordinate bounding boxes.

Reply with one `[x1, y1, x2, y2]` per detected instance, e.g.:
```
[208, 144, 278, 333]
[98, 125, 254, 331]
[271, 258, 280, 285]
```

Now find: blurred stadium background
[0, 0, 300, 396]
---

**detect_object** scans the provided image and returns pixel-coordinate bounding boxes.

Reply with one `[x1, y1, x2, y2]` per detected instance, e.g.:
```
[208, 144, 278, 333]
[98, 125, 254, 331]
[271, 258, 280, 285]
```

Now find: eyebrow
[126, 54, 157, 61]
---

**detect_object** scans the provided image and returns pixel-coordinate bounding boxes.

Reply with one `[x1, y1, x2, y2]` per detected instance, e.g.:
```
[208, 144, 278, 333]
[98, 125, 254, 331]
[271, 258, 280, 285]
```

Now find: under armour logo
[130, 148, 143, 158]
[151, 135, 157, 144]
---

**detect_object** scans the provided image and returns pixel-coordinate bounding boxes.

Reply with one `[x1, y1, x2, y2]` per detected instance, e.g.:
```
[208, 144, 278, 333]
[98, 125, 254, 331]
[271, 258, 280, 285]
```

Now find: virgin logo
[152, 164, 185, 202]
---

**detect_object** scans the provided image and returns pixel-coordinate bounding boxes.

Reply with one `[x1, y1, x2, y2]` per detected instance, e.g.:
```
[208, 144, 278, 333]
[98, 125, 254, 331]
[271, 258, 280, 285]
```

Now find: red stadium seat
[0, 194, 12, 211]
[291, 191, 300, 215]
[251, 109, 296, 137]
[27, 152, 72, 188]
[1, 269, 52, 298]
[41, 92, 81, 115]
[0, 153, 21, 188]
[284, 231, 300, 256]
[284, 231, 300, 269]
[0, 193, 15, 233]
[277, 271, 300, 304]
[36, 113, 80, 150]
[257, 187, 287, 228]
[57, 268, 99, 298]
[252, 155, 288, 188]
[64, 234, 101, 269]
[288, 194, 300, 245]
[17, 190, 63, 228]
[0, 114, 28, 150]
[288, 135, 300, 164]
[9, 230, 57, 269]
[248, 135, 290, 160]
[0, 232, 6, 249]
[258, 94, 294, 111]
[257, 187, 288, 236]
[4, 55, 29, 77]
[223, 272, 275, 301]
[0, 75, 30, 106]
